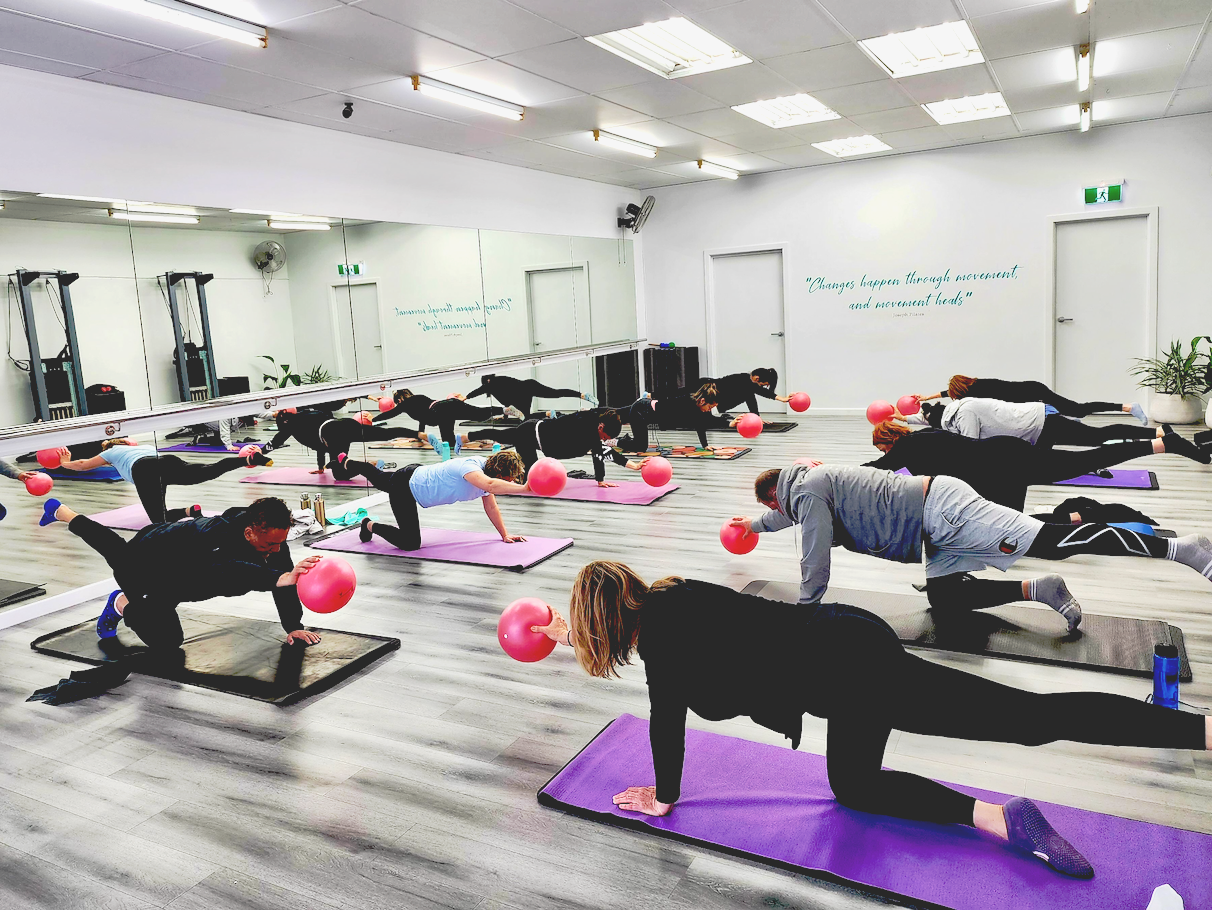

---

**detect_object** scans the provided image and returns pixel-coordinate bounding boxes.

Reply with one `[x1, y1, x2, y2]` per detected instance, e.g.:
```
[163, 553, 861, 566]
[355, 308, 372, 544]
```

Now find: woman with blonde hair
[532, 560, 1210, 880]
[916, 375, 1146, 424]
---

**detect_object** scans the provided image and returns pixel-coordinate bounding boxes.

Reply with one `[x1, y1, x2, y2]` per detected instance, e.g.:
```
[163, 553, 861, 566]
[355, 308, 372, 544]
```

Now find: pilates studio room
[2, 1, 1212, 908]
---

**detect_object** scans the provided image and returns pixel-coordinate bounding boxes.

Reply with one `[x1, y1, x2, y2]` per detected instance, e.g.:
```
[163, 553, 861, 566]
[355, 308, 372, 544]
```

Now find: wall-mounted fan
[253, 240, 287, 295]
[618, 195, 655, 233]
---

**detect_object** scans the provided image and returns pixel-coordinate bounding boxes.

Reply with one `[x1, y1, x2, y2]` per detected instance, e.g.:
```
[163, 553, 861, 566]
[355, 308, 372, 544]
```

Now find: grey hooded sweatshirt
[751, 464, 926, 604]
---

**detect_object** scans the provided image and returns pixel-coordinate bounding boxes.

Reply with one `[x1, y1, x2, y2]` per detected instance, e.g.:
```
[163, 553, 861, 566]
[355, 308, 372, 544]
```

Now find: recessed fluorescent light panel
[586, 17, 751, 79]
[87, 0, 266, 47]
[592, 130, 657, 158]
[411, 75, 523, 120]
[698, 160, 739, 180]
[1075, 0, 1090, 12]
[860, 21, 983, 78]
[109, 210, 198, 224]
[1080, 101, 1091, 131]
[268, 221, 331, 231]
[811, 135, 891, 158]
[732, 94, 840, 128]
[231, 209, 331, 222]
[922, 92, 1010, 125]
[1077, 44, 1090, 92]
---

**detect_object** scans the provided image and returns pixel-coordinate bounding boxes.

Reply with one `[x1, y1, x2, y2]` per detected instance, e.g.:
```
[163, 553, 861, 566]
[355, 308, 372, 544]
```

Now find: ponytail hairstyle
[751, 367, 778, 388]
[394, 388, 415, 403]
[568, 561, 681, 678]
[920, 402, 945, 427]
[691, 382, 719, 409]
[948, 374, 977, 399]
[872, 419, 913, 449]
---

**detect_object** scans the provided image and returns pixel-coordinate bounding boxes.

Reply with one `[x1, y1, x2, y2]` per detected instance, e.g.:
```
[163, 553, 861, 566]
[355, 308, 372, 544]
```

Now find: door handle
[1057, 317, 1074, 324]
[771, 331, 785, 337]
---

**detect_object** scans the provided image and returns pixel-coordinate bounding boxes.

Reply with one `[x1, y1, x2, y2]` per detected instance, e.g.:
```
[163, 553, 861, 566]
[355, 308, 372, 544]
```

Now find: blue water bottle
[1153, 644, 1180, 709]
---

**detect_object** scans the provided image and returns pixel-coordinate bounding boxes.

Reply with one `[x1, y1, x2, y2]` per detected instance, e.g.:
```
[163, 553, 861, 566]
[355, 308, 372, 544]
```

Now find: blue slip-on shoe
[39, 498, 62, 527]
[1003, 797, 1093, 878]
[96, 590, 123, 639]
[582, 393, 599, 406]
[426, 432, 442, 453]
[454, 435, 463, 456]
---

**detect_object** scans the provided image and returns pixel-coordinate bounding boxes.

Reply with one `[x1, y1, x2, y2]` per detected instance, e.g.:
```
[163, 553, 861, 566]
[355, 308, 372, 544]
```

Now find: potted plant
[1129, 337, 1209, 425]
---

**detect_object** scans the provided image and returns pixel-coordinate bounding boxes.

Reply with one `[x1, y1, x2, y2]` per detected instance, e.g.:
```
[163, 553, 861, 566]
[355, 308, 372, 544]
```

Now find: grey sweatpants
[922, 476, 1044, 578]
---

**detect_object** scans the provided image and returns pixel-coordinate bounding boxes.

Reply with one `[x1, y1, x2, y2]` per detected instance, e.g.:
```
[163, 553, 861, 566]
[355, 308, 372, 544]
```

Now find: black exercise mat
[0, 578, 45, 607]
[742, 580, 1192, 682]
[702, 419, 798, 433]
[30, 608, 400, 705]
[457, 410, 577, 428]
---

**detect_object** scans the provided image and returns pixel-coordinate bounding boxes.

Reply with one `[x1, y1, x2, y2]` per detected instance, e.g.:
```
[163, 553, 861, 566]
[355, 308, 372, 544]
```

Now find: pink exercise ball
[789, 392, 811, 413]
[528, 457, 567, 497]
[736, 413, 764, 439]
[720, 520, 758, 555]
[378, 396, 395, 412]
[35, 449, 62, 469]
[356, 412, 373, 425]
[640, 456, 673, 487]
[297, 556, 357, 614]
[238, 444, 261, 461]
[497, 597, 557, 663]
[866, 400, 895, 425]
[24, 473, 53, 496]
[897, 395, 921, 416]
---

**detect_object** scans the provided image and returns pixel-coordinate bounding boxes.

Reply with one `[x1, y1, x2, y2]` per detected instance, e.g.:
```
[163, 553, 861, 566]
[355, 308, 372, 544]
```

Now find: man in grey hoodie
[733, 462, 1212, 632]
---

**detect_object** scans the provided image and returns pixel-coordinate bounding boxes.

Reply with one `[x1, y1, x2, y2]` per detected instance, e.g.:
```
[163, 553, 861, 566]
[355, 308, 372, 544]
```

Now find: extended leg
[1037, 388, 1123, 418]
[1037, 415, 1157, 448]
[369, 483, 422, 550]
[129, 457, 168, 523]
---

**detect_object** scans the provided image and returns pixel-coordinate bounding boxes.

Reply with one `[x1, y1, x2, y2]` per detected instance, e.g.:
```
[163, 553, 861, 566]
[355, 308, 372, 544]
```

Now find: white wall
[641, 113, 1212, 410]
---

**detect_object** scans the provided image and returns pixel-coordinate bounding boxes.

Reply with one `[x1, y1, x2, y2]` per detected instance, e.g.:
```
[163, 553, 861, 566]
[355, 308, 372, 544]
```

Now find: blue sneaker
[426, 432, 442, 453]
[454, 435, 463, 456]
[96, 590, 123, 639]
[582, 393, 599, 406]
[492, 444, 502, 453]
[39, 498, 62, 527]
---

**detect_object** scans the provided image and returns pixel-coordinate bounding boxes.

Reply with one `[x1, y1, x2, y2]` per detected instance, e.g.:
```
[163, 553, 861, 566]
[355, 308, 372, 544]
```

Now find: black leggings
[344, 460, 422, 549]
[68, 515, 185, 649]
[129, 454, 247, 523]
[427, 400, 505, 446]
[467, 421, 541, 470]
[1036, 414, 1156, 448]
[619, 399, 656, 452]
[815, 606, 1205, 825]
[489, 380, 582, 419]
[321, 419, 419, 479]
[1034, 387, 1121, 418]
[1021, 439, 1154, 485]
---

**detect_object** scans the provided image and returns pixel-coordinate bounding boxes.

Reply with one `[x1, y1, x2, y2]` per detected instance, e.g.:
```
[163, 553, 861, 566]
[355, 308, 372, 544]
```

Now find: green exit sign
[338, 262, 364, 276]
[1084, 183, 1123, 204]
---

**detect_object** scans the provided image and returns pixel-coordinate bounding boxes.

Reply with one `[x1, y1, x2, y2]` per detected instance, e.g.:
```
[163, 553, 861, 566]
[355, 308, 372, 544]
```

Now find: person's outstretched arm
[464, 470, 529, 495]
[481, 494, 524, 542]
[58, 453, 109, 471]
[614, 654, 684, 816]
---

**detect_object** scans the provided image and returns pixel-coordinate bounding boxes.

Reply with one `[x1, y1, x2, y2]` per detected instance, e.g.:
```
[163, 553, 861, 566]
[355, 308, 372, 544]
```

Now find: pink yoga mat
[240, 468, 370, 487]
[520, 478, 677, 505]
[88, 504, 221, 530]
[308, 526, 573, 570]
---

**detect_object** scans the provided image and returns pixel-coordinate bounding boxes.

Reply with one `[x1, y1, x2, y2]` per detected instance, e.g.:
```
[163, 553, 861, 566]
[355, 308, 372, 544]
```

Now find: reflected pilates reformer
[162, 270, 219, 403]
[8, 268, 87, 420]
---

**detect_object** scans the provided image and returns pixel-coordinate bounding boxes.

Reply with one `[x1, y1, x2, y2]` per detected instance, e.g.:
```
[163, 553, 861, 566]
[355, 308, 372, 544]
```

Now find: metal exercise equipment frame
[11, 268, 86, 421]
[164, 271, 219, 403]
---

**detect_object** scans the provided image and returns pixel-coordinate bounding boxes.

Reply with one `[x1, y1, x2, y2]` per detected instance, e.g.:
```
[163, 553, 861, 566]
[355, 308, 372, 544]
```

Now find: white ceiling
[2, 0, 1210, 189]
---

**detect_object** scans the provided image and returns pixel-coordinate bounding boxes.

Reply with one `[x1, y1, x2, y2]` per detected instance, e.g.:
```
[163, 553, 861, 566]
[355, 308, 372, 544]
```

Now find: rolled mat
[88, 504, 221, 530]
[519, 477, 677, 505]
[44, 465, 123, 482]
[240, 468, 370, 487]
[307, 526, 572, 570]
[539, 714, 1212, 910]
[743, 581, 1192, 681]
[0, 578, 45, 607]
[1054, 469, 1158, 490]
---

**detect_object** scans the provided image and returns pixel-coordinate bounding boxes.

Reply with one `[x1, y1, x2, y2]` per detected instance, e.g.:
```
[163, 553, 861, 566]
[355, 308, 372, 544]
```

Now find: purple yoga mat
[88, 503, 221, 530]
[1054, 469, 1158, 490]
[541, 714, 1211, 910]
[308, 526, 573, 570]
[519, 478, 677, 505]
[240, 468, 370, 487]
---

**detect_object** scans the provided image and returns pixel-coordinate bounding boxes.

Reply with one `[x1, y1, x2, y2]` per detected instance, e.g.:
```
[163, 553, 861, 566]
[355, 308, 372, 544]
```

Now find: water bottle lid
[1154, 643, 1179, 658]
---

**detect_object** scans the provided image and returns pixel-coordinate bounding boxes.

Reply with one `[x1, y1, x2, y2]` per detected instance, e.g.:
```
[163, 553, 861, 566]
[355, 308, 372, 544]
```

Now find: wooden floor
[0, 416, 1210, 910]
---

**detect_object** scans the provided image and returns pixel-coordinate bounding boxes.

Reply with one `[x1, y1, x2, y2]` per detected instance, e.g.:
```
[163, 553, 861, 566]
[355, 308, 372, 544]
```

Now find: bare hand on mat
[598, 481, 619, 488]
[501, 534, 526, 543]
[286, 629, 321, 646]
[613, 786, 672, 816]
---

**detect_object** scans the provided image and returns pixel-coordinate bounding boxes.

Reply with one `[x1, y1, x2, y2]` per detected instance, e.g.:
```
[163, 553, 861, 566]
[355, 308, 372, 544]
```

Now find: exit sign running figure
[1084, 183, 1123, 204]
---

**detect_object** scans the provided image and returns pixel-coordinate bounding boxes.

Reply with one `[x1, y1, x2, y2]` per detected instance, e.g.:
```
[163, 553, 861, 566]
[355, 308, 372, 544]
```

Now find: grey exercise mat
[742, 580, 1192, 682]
[30, 607, 399, 705]
[0, 578, 45, 607]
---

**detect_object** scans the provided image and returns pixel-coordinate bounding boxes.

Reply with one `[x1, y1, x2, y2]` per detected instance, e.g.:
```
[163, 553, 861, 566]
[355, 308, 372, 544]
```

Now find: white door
[709, 250, 786, 412]
[528, 267, 590, 402]
[1054, 217, 1149, 405]
[348, 283, 384, 377]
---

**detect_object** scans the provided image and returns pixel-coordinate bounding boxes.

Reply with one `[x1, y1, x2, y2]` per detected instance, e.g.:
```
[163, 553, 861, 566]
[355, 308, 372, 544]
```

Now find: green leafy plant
[258, 355, 301, 390]
[302, 365, 334, 385]
[1130, 336, 1210, 397]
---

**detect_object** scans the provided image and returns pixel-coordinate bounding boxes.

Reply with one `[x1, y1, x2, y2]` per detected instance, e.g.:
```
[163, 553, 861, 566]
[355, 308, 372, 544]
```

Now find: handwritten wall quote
[806, 265, 1020, 312]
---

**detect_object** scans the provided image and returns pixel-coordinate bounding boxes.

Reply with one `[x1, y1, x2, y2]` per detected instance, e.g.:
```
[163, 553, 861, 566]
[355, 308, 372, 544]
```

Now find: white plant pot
[1149, 392, 1203, 425]
[1206, 397, 1212, 429]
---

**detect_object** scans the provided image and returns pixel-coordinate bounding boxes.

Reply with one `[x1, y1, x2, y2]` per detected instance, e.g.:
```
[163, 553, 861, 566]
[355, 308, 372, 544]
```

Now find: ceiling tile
[971, 1, 1089, 59]
[1092, 0, 1212, 41]
[1094, 66, 1187, 99]
[687, 0, 846, 59]
[1180, 37, 1212, 87]
[1015, 104, 1081, 131]
[715, 126, 819, 151]
[812, 0, 964, 40]
[760, 144, 840, 166]
[598, 79, 721, 117]
[502, 0, 682, 35]
[1093, 26, 1203, 77]
[877, 124, 953, 149]
[704, 151, 784, 170]
[511, 94, 653, 137]
[962, 0, 1059, 14]
[0, 9, 166, 69]
[0, 47, 98, 77]
[498, 40, 659, 95]
[896, 65, 999, 103]
[605, 119, 712, 147]
[1093, 91, 1174, 122]
[661, 134, 752, 160]
[423, 58, 583, 105]
[778, 117, 870, 143]
[185, 36, 401, 92]
[82, 70, 263, 112]
[352, 0, 576, 57]
[272, 91, 443, 131]
[849, 105, 936, 132]
[813, 79, 916, 115]
[1167, 83, 1212, 114]
[992, 47, 1082, 112]
[541, 129, 684, 163]
[0, 0, 208, 50]
[473, 139, 637, 176]
[110, 53, 322, 105]
[676, 61, 802, 106]
[942, 115, 1021, 140]
[384, 116, 524, 152]
[280, 6, 484, 74]
[667, 106, 770, 135]
[257, 106, 395, 140]
[587, 166, 674, 187]
[179, 0, 342, 28]
[763, 42, 889, 92]
[664, 0, 758, 13]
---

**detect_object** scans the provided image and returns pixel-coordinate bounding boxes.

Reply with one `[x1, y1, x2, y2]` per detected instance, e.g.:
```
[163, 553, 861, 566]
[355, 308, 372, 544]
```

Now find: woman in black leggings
[58, 439, 270, 523]
[920, 398, 1169, 450]
[373, 389, 514, 447]
[918, 375, 1147, 423]
[264, 410, 418, 479]
[465, 374, 595, 419]
[533, 562, 1209, 879]
[617, 384, 719, 452]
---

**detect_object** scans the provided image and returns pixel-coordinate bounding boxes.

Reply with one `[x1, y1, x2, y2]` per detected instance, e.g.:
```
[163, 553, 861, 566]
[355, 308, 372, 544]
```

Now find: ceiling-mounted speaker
[618, 195, 655, 233]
